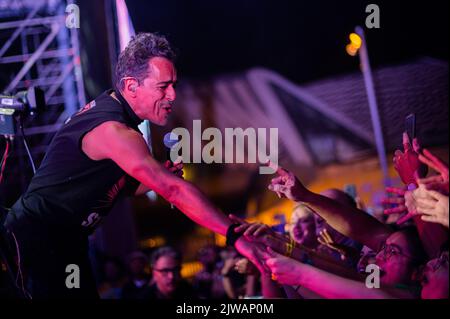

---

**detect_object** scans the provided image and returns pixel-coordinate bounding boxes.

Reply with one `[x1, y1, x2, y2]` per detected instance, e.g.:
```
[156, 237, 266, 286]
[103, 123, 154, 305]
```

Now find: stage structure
[0, 0, 85, 193]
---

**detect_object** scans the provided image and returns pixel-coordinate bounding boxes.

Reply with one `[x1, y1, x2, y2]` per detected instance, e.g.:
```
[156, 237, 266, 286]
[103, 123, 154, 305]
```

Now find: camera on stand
[0, 87, 45, 136]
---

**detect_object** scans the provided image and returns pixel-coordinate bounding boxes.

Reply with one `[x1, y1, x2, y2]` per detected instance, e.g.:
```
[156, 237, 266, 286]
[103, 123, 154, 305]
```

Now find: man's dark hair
[150, 246, 181, 267]
[114, 32, 176, 91]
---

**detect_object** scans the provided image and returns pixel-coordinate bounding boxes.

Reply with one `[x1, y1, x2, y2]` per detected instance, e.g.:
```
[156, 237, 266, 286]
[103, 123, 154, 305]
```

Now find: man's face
[375, 231, 417, 286]
[134, 57, 177, 126]
[152, 255, 181, 297]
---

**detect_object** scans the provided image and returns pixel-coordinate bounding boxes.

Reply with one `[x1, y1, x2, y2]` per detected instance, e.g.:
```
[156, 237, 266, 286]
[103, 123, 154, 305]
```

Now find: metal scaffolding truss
[0, 0, 86, 197]
[0, 0, 86, 140]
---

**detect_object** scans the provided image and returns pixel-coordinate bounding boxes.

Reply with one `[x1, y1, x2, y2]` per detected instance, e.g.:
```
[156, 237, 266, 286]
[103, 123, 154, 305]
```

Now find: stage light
[346, 43, 358, 56]
[349, 33, 362, 49]
[140, 236, 166, 248]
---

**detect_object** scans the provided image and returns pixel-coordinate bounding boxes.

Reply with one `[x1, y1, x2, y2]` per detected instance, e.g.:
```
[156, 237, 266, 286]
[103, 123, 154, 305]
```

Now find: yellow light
[349, 33, 362, 49]
[182, 164, 193, 181]
[140, 236, 166, 248]
[181, 261, 203, 278]
[346, 44, 358, 56]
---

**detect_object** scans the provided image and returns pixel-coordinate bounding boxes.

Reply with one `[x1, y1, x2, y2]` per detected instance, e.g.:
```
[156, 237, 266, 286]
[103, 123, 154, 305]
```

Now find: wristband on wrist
[226, 223, 243, 247]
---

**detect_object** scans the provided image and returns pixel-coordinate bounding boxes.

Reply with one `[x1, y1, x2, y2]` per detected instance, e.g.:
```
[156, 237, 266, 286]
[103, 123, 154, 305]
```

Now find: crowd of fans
[93, 132, 448, 300]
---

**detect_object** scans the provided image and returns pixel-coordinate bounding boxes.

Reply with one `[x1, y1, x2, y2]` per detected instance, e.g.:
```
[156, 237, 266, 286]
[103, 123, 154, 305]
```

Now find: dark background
[76, 0, 449, 99]
[126, 0, 449, 83]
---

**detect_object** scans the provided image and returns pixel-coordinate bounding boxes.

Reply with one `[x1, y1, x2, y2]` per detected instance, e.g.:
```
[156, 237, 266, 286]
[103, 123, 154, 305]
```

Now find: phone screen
[405, 113, 416, 141]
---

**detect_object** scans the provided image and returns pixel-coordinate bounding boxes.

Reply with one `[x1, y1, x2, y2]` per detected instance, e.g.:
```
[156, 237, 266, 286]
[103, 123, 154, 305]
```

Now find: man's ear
[124, 78, 139, 96]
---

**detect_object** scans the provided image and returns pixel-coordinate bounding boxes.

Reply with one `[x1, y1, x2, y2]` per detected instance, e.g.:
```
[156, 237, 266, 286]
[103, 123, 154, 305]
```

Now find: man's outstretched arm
[82, 121, 231, 235]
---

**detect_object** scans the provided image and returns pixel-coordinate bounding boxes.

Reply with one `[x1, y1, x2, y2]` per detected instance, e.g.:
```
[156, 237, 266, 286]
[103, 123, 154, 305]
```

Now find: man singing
[2, 33, 261, 298]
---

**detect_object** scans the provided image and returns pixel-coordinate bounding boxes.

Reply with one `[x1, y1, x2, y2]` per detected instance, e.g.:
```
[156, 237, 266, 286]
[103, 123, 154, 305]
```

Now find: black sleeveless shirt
[5, 89, 142, 235]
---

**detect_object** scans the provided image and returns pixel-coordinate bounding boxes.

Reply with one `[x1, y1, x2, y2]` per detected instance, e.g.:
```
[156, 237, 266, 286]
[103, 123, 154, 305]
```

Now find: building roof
[303, 57, 449, 150]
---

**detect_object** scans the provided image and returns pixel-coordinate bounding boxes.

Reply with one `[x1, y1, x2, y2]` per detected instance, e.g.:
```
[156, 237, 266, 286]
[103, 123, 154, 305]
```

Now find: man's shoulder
[65, 89, 121, 123]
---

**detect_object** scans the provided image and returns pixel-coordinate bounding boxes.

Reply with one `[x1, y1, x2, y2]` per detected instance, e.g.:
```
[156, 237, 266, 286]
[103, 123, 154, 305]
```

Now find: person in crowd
[244, 135, 448, 299]
[418, 249, 448, 299]
[220, 247, 249, 299]
[233, 159, 429, 297]
[98, 256, 126, 299]
[121, 251, 151, 299]
[383, 135, 448, 258]
[286, 203, 318, 249]
[193, 245, 228, 299]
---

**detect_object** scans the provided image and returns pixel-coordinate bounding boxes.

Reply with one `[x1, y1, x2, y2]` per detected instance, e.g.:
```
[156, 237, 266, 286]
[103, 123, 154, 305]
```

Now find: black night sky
[125, 0, 449, 84]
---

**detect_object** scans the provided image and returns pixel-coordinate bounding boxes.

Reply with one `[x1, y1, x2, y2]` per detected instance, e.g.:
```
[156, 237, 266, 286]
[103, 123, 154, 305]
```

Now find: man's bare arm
[82, 121, 231, 235]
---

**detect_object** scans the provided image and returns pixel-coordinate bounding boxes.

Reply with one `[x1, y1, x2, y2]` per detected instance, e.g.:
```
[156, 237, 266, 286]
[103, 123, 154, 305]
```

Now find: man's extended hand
[229, 214, 288, 250]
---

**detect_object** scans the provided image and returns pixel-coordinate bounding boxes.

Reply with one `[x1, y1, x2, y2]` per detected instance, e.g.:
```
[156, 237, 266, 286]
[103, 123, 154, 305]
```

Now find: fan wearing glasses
[145, 246, 194, 299]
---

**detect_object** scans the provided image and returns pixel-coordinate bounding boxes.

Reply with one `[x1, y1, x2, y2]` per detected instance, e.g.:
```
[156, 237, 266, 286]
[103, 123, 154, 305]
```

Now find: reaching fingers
[415, 197, 437, 210]
[275, 165, 289, 177]
[385, 187, 406, 196]
[416, 207, 437, 216]
[317, 236, 329, 247]
[244, 223, 265, 237]
[418, 175, 444, 185]
[254, 224, 270, 237]
[322, 229, 334, 243]
[422, 182, 445, 192]
[318, 231, 329, 244]
[229, 214, 247, 225]
[271, 176, 284, 185]
[412, 138, 421, 153]
[419, 154, 442, 174]
[235, 223, 251, 233]
[384, 205, 407, 215]
[382, 197, 405, 205]
[403, 132, 411, 152]
[420, 214, 440, 224]
[421, 149, 449, 176]
[423, 149, 448, 171]
[254, 245, 271, 261]
[396, 212, 415, 225]
[268, 184, 286, 195]
[266, 246, 282, 258]
[427, 190, 447, 201]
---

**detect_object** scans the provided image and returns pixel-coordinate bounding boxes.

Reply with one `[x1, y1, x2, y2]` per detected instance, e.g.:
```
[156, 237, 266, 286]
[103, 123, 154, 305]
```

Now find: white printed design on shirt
[81, 175, 127, 228]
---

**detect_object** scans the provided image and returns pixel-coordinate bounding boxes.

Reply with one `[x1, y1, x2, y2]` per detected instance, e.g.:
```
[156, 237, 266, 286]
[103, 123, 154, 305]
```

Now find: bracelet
[226, 223, 243, 247]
